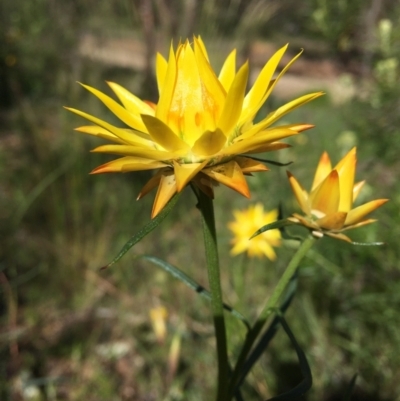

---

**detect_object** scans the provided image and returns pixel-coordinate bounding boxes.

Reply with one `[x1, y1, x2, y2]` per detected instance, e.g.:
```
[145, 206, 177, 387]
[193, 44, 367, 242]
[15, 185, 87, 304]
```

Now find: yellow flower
[287, 148, 388, 242]
[66, 37, 322, 217]
[228, 204, 281, 260]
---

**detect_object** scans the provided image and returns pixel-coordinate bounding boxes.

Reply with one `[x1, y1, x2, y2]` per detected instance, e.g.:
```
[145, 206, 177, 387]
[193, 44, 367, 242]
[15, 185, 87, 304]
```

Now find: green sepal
[250, 219, 296, 239]
[141, 255, 250, 330]
[101, 193, 181, 269]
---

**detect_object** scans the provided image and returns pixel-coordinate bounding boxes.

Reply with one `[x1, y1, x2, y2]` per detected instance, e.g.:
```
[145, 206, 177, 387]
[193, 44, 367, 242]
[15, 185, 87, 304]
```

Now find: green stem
[197, 190, 229, 401]
[228, 235, 317, 397]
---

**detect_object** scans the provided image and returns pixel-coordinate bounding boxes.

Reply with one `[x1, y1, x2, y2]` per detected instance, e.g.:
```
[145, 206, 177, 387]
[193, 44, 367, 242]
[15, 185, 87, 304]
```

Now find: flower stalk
[197, 190, 229, 401]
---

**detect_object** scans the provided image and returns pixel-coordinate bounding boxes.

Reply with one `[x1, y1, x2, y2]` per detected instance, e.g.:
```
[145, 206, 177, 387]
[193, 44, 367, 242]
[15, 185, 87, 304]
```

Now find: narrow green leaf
[351, 241, 385, 246]
[243, 155, 293, 167]
[266, 312, 312, 401]
[251, 219, 296, 239]
[233, 274, 298, 394]
[141, 255, 250, 330]
[101, 193, 181, 269]
[342, 374, 358, 401]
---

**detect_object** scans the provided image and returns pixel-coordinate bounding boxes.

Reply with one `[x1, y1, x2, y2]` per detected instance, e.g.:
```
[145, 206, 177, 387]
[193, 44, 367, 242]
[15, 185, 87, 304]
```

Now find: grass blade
[250, 219, 296, 239]
[102, 193, 181, 269]
[342, 374, 358, 401]
[233, 274, 298, 394]
[266, 313, 312, 401]
[141, 255, 250, 330]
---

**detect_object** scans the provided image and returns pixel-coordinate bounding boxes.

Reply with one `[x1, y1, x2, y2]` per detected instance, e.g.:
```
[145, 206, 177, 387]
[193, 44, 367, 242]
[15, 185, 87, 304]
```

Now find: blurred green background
[1, 0, 400, 400]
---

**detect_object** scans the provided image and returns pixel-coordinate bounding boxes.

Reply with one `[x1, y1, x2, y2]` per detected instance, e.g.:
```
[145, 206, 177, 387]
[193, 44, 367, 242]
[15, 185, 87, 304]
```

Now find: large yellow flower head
[67, 37, 322, 217]
[228, 204, 281, 260]
[287, 148, 388, 242]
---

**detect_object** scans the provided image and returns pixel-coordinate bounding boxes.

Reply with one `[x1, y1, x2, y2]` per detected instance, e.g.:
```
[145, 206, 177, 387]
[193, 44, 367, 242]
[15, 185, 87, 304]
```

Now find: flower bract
[66, 37, 322, 217]
[287, 148, 388, 242]
[228, 204, 281, 259]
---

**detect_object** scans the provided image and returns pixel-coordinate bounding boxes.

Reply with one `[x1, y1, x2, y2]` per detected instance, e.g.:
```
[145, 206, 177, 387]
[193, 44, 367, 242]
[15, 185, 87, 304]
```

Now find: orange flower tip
[294, 124, 315, 133]
[376, 198, 389, 207]
[90, 166, 108, 174]
[144, 100, 157, 110]
[319, 151, 331, 163]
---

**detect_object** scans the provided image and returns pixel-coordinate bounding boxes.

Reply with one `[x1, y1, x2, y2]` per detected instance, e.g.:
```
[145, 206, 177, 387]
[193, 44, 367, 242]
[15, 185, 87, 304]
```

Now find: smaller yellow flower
[150, 306, 168, 344]
[287, 147, 388, 242]
[228, 204, 281, 259]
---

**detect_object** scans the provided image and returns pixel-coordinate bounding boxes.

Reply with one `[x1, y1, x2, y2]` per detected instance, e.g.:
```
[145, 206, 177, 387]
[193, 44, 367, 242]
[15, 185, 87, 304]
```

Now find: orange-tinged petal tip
[345, 198, 388, 226]
[291, 124, 315, 132]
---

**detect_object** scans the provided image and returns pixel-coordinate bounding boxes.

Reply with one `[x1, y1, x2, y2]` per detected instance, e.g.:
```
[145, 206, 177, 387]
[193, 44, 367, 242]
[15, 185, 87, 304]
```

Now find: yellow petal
[79, 83, 148, 132]
[353, 180, 365, 202]
[334, 147, 356, 212]
[259, 50, 304, 107]
[196, 36, 210, 61]
[137, 169, 166, 200]
[91, 144, 175, 160]
[203, 160, 250, 197]
[326, 232, 352, 242]
[65, 107, 149, 145]
[91, 157, 165, 174]
[107, 82, 154, 115]
[244, 142, 291, 154]
[342, 219, 377, 232]
[75, 125, 126, 144]
[235, 157, 269, 173]
[173, 160, 208, 192]
[226, 128, 297, 155]
[167, 41, 205, 142]
[156, 44, 177, 123]
[240, 44, 288, 124]
[152, 173, 177, 218]
[218, 49, 236, 92]
[247, 92, 324, 136]
[289, 213, 317, 230]
[311, 152, 332, 190]
[194, 37, 226, 130]
[316, 211, 347, 230]
[278, 123, 315, 133]
[76, 125, 153, 148]
[258, 242, 278, 261]
[310, 170, 340, 216]
[156, 53, 168, 95]
[141, 115, 190, 152]
[217, 61, 249, 137]
[345, 199, 388, 226]
[287, 172, 311, 215]
[191, 129, 226, 157]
